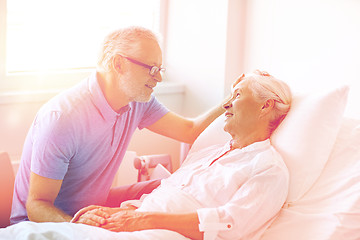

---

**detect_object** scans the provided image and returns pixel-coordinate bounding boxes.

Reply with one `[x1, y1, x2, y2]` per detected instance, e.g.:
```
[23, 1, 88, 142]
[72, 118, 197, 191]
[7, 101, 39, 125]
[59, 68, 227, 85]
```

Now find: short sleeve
[138, 96, 169, 129]
[30, 111, 74, 180]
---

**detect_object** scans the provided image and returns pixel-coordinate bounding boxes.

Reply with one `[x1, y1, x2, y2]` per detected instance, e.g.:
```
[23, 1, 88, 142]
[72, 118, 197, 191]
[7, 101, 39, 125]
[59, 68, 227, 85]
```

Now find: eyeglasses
[120, 55, 165, 77]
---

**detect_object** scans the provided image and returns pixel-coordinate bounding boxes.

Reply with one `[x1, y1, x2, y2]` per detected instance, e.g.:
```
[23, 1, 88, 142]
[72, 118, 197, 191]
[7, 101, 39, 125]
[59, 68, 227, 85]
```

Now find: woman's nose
[222, 98, 233, 110]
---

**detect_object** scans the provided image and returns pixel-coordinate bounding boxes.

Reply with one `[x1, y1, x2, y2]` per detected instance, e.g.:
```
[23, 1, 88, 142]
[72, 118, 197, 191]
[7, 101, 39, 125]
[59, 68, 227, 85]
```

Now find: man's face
[119, 39, 163, 102]
[223, 80, 263, 136]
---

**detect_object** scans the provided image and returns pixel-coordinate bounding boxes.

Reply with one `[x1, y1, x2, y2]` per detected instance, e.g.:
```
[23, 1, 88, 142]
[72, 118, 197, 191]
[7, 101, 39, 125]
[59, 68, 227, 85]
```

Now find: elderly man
[10, 26, 227, 225]
[69, 70, 293, 240]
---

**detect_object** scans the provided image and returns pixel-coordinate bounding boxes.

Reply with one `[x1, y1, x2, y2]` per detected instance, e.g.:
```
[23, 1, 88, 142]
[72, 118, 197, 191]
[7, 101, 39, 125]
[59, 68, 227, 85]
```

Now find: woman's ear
[260, 99, 275, 117]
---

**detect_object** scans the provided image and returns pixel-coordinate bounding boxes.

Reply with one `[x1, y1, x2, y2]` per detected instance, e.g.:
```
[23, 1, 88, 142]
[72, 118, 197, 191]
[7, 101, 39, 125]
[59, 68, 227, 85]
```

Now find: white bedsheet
[2, 118, 359, 240]
[261, 118, 360, 240]
[0, 179, 201, 240]
[0, 221, 190, 240]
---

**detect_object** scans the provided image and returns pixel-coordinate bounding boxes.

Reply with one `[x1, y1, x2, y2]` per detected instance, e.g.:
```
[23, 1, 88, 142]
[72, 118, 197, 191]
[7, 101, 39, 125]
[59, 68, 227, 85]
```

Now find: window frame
[0, 0, 7, 89]
[0, 0, 168, 93]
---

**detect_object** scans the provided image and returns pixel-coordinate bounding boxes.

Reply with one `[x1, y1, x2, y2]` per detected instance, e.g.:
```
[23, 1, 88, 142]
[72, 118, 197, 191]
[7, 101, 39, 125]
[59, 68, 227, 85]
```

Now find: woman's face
[223, 80, 264, 136]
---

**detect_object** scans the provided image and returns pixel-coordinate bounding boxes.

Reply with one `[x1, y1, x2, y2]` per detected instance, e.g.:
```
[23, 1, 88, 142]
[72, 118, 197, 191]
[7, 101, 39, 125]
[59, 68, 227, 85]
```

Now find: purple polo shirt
[10, 72, 169, 224]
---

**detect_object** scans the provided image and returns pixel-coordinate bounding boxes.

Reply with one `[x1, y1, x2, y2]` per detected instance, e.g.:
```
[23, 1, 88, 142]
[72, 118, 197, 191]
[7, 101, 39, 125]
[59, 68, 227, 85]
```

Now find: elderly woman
[70, 70, 292, 240]
[0, 70, 292, 240]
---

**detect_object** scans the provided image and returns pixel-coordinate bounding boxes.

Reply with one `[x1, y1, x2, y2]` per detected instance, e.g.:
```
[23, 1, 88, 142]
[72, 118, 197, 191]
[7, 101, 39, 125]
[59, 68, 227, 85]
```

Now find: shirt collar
[229, 139, 271, 153]
[88, 71, 130, 120]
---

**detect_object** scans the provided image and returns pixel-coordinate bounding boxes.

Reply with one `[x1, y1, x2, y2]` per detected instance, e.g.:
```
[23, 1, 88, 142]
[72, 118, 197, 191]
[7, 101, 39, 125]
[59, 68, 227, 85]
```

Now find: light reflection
[6, 0, 160, 73]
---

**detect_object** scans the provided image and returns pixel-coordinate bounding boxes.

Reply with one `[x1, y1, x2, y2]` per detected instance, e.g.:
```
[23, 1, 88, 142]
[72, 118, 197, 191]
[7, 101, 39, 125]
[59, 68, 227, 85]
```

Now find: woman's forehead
[233, 79, 250, 92]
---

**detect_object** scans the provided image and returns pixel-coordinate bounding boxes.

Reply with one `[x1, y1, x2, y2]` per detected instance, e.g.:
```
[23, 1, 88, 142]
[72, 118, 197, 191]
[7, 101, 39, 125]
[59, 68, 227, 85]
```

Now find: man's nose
[153, 71, 163, 82]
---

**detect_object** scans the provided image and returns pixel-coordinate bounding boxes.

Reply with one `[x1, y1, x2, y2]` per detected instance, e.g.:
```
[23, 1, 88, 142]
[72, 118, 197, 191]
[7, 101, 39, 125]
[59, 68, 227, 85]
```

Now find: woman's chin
[223, 124, 230, 134]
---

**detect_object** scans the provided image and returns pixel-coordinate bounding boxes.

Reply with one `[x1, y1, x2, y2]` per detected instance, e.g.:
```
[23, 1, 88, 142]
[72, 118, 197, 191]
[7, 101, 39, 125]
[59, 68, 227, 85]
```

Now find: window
[1, 0, 163, 91]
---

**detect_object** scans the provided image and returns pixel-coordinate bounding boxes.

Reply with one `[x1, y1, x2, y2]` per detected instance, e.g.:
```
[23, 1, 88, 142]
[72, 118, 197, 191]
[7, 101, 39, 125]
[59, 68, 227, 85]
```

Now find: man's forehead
[138, 38, 161, 52]
[137, 39, 162, 64]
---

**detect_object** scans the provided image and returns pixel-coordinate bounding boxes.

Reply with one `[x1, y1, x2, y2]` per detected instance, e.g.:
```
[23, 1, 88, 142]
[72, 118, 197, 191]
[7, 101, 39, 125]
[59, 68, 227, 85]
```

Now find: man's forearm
[26, 199, 72, 222]
[190, 101, 226, 143]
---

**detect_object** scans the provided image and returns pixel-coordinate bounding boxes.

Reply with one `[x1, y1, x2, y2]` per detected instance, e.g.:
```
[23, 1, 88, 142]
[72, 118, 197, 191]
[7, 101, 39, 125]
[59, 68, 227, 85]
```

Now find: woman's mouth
[225, 112, 233, 118]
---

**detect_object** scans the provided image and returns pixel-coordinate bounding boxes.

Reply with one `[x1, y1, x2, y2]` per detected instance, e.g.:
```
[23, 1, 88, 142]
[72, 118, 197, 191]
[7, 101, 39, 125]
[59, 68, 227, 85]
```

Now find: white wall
[165, 0, 360, 119]
[165, 0, 246, 117]
[243, 0, 360, 118]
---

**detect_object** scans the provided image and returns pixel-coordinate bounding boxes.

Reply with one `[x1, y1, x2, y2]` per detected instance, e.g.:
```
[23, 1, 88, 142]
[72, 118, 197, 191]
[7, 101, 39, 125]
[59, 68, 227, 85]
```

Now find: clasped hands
[71, 204, 150, 232]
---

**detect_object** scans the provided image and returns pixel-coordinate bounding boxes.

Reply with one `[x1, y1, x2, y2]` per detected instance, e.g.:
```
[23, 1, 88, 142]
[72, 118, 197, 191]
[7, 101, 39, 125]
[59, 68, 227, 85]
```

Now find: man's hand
[231, 73, 245, 91]
[72, 205, 138, 227]
[71, 205, 110, 227]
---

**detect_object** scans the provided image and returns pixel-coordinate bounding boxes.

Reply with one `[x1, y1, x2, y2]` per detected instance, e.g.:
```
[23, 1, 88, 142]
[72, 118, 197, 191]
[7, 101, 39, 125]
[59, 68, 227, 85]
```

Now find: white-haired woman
[70, 70, 292, 240]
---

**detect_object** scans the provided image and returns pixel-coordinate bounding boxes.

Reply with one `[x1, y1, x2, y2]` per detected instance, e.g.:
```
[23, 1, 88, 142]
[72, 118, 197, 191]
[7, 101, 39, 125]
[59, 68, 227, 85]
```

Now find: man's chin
[134, 94, 152, 103]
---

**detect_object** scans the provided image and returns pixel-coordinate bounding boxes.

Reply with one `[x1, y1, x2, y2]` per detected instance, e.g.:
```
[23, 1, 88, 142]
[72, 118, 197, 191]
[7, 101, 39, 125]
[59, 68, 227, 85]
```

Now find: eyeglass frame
[119, 55, 165, 77]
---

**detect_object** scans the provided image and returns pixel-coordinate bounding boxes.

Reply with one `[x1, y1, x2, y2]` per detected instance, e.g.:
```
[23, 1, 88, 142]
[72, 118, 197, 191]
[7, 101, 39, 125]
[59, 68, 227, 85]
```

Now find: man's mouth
[145, 84, 156, 89]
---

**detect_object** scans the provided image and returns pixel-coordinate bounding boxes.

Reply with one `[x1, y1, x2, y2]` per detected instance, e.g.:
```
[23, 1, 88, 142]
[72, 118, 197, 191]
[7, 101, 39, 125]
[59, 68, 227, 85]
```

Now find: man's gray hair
[97, 26, 160, 72]
[245, 70, 292, 133]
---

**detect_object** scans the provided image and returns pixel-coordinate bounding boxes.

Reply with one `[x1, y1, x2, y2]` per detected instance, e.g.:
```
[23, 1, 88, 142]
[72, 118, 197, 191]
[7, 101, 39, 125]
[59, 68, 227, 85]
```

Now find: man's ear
[112, 55, 124, 73]
[260, 99, 275, 117]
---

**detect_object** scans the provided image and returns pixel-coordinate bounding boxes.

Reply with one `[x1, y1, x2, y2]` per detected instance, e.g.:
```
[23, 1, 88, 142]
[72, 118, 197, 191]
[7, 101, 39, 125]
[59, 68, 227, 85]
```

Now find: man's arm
[26, 172, 73, 222]
[147, 101, 226, 144]
[147, 74, 245, 144]
[147, 75, 244, 144]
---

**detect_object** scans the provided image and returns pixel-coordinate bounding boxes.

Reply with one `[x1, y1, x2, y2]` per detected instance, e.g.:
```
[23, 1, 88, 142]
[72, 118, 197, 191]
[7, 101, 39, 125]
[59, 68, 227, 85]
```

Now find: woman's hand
[101, 210, 152, 232]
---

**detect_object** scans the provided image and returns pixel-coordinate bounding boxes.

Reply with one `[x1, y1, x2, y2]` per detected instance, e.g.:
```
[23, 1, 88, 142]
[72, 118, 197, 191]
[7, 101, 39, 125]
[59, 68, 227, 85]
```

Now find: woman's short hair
[245, 70, 292, 133]
[97, 26, 160, 72]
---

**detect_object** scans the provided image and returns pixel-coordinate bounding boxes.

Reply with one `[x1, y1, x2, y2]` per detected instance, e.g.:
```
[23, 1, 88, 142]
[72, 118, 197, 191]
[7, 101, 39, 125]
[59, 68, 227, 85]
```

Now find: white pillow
[271, 85, 349, 202]
[188, 114, 230, 155]
[189, 85, 349, 203]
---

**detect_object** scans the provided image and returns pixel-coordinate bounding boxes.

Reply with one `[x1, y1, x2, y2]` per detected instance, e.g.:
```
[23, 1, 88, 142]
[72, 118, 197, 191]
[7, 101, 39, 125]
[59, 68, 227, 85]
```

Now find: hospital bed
[0, 85, 359, 239]
[187, 85, 360, 239]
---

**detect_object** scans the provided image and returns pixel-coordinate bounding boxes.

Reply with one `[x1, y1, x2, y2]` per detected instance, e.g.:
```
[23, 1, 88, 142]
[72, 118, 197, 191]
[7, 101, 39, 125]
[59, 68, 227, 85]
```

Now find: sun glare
[6, 0, 160, 73]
